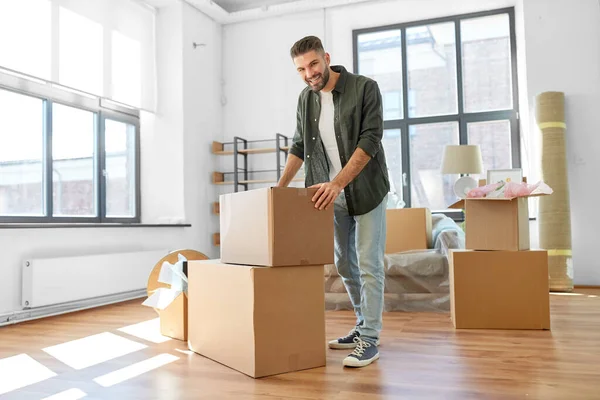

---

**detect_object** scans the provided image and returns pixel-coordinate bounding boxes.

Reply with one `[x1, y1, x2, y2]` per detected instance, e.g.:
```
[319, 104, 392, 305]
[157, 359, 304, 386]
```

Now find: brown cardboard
[449, 197, 531, 251]
[187, 260, 326, 378]
[158, 293, 187, 341]
[219, 187, 334, 267]
[385, 208, 432, 253]
[449, 250, 550, 330]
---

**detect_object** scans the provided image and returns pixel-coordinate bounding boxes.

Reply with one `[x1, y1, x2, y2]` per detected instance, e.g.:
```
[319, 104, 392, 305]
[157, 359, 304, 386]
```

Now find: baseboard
[575, 285, 600, 289]
[0, 289, 147, 327]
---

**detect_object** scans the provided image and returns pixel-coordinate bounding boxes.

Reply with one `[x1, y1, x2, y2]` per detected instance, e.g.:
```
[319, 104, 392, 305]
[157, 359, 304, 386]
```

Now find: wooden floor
[1, 290, 599, 400]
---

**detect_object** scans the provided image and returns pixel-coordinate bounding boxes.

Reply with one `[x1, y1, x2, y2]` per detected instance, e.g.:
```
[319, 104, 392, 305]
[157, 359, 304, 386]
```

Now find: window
[0, 0, 155, 110]
[52, 104, 97, 217]
[0, 90, 45, 216]
[354, 8, 520, 210]
[0, 0, 149, 224]
[0, 87, 140, 224]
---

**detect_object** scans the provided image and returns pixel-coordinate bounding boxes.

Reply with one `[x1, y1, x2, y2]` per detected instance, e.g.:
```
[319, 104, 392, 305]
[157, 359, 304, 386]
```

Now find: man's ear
[324, 52, 331, 66]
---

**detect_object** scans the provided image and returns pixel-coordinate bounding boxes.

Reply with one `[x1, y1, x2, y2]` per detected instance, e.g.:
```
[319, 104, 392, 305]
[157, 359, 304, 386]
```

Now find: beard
[306, 67, 330, 92]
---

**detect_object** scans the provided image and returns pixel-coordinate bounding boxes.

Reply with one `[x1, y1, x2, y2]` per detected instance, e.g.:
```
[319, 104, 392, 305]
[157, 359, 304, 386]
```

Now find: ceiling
[211, 0, 301, 13]
[141, 0, 375, 24]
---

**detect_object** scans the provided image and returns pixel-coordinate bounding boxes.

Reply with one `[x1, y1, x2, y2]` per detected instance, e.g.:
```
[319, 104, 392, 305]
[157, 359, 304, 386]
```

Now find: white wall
[0, 2, 222, 316]
[182, 1, 223, 250]
[142, 4, 185, 223]
[519, 0, 600, 285]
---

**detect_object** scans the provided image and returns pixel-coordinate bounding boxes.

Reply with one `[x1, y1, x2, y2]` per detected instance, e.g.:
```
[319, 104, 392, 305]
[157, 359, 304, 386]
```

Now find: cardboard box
[450, 197, 530, 251]
[385, 208, 432, 253]
[219, 187, 334, 267]
[449, 250, 550, 330]
[187, 260, 326, 378]
[158, 293, 187, 341]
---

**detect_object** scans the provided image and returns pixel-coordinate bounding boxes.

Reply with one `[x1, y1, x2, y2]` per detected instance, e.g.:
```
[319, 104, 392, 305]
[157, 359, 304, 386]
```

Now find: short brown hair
[290, 36, 325, 59]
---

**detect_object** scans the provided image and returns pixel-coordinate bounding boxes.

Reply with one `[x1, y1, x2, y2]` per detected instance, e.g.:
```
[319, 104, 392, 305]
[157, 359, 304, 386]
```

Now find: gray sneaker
[342, 337, 379, 368]
[328, 326, 361, 349]
[328, 326, 380, 349]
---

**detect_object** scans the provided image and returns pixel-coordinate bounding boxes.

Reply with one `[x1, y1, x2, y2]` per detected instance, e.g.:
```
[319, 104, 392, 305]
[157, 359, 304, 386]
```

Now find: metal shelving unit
[211, 134, 300, 192]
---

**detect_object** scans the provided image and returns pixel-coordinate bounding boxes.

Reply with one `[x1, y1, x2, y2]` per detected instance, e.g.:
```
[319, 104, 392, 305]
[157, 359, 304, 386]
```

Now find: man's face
[293, 50, 330, 92]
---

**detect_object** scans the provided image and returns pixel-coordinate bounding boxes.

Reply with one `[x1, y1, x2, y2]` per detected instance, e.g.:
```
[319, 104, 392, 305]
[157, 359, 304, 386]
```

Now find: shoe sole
[328, 341, 357, 350]
[343, 353, 380, 368]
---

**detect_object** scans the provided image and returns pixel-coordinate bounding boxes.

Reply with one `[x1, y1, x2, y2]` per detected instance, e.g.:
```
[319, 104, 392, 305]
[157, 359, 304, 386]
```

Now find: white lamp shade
[440, 145, 483, 174]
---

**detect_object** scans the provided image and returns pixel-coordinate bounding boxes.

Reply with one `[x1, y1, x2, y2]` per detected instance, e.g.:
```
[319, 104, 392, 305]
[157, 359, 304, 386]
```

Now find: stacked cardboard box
[385, 208, 432, 253]
[448, 194, 551, 330]
[187, 187, 333, 378]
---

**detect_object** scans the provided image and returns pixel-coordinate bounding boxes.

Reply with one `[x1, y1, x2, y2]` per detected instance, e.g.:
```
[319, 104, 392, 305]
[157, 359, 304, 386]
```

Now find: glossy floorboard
[1, 289, 599, 400]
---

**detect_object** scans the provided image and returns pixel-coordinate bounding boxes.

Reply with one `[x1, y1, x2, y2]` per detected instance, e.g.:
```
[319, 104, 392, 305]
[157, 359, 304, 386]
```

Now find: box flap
[448, 199, 465, 209]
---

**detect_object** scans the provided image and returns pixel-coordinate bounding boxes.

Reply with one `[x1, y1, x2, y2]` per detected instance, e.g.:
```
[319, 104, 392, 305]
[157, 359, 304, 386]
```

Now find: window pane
[52, 104, 96, 217]
[59, 7, 103, 95]
[112, 31, 142, 107]
[467, 120, 511, 175]
[410, 122, 459, 209]
[358, 30, 403, 120]
[0, 89, 44, 216]
[0, 0, 51, 80]
[105, 120, 136, 217]
[407, 22, 457, 118]
[382, 129, 404, 208]
[461, 14, 512, 112]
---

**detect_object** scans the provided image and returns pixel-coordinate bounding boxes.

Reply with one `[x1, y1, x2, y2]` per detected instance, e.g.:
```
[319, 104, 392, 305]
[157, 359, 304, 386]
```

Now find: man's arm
[276, 153, 303, 187]
[311, 80, 384, 210]
[311, 148, 371, 209]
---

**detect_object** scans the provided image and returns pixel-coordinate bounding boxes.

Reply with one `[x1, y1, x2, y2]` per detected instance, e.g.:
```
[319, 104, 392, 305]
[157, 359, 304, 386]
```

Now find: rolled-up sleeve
[356, 80, 383, 158]
[289, 95, 305, 160]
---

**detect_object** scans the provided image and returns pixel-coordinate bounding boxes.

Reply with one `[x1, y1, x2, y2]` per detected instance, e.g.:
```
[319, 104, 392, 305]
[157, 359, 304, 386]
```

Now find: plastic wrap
[324, 213, 465, 313]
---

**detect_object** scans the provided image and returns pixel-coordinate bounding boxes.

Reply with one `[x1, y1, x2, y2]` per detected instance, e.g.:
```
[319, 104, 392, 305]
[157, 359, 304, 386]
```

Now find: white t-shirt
[318, 90, 343, 181]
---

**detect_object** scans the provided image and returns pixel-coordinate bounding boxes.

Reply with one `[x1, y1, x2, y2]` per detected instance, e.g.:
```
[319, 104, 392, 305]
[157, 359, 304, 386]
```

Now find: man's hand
[309, 181, 343, 210]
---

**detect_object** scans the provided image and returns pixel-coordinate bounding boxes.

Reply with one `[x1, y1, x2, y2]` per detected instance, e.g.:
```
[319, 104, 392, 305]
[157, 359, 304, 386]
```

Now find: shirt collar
[330, 65, 347, 94]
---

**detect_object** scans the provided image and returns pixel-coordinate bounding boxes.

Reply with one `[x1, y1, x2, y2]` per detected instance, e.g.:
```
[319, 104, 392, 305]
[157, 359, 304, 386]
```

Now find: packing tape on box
[142, 253, 188, 310]
[538, 122, 567, 130]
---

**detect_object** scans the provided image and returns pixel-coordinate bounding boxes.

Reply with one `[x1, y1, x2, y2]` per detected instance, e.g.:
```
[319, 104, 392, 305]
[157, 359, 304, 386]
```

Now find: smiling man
[277, 35, 390, 368]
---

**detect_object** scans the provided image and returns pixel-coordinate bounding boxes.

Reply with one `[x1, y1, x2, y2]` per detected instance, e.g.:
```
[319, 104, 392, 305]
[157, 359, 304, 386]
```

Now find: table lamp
[440, 144, 483, 198]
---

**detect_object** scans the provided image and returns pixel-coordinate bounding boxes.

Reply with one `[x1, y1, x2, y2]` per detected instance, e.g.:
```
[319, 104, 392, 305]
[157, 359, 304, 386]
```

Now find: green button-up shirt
[289, 65, 390, 216]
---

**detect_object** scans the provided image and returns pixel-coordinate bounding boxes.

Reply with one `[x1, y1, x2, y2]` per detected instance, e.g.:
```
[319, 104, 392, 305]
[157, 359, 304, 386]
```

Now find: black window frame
[353, 7, 520, 211]
[0, 71, 141, 224]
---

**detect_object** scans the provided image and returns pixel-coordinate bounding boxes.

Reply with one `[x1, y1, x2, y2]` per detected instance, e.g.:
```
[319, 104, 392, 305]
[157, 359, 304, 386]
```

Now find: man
[277, 35, 390, 368]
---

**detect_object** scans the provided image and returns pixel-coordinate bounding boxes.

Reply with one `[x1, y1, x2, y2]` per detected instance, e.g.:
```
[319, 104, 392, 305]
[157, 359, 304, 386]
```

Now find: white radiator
[22, 250, 169, 309]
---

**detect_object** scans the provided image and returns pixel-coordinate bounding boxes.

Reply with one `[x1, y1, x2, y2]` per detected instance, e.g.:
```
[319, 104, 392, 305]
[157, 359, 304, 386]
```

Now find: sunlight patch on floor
[41, 388, 87, 400]
[117, 318, 172, 344]
[42, 332, 147, 370]
[0, 354, 57, 395]
[93, 353, 179, 387]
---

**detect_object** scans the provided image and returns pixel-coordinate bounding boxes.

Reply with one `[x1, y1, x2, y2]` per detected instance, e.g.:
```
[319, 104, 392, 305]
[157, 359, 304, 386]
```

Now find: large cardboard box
[187, 260, 326, 378]
[219, 187, 334, 267]
[449, 250, 550, 330]
[385, 208, 432, 253]
[450, 197, 530, 251]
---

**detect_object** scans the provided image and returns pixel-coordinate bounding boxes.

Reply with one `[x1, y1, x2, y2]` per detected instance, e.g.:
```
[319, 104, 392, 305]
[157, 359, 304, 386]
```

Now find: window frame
[353, 7, 520, 211]
[0, 68, 141, 224]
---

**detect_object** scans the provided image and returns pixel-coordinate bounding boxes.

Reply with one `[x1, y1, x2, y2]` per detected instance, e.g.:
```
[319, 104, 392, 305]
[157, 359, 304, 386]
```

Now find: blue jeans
[334, 193, 387, 343]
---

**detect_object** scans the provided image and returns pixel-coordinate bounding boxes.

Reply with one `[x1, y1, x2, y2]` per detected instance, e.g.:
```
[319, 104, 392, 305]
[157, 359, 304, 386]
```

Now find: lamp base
[454, 176, 478, 198]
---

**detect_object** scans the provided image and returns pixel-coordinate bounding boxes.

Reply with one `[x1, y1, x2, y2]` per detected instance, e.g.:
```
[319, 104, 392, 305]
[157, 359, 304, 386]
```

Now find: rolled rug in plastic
[535, 91, 573, 292]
